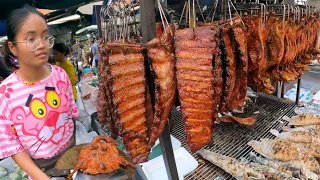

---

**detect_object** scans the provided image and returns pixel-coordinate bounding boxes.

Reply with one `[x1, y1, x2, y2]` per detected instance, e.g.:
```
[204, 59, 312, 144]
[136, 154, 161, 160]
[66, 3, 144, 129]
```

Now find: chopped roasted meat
[175, 26, 218, 152]
[67, 136, 135, 180]
[146, 23, 177, 148]
[217, 115, 256, 126]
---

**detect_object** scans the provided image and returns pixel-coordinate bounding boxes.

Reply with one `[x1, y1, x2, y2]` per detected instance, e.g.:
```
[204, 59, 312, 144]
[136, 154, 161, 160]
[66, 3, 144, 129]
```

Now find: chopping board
[55, 143, 135, 180]
[56, 144, 86, 170]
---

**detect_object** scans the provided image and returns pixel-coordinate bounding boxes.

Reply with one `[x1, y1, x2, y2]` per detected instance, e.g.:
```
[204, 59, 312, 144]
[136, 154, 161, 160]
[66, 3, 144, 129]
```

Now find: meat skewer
[146, 23, 177, 148]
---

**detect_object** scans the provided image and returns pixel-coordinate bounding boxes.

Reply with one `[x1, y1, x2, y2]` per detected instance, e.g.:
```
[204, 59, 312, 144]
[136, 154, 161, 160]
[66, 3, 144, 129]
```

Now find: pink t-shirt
[0, 65, 79, 161]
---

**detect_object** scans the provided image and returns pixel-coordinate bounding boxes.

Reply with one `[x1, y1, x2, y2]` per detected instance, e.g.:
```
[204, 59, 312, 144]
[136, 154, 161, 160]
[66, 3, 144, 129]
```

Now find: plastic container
[142, 147, 198, 180]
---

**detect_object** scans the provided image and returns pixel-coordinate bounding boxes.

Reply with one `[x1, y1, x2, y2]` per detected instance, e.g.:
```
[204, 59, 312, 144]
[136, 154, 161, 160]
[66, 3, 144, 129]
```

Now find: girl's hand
[12, 151, 51, 180]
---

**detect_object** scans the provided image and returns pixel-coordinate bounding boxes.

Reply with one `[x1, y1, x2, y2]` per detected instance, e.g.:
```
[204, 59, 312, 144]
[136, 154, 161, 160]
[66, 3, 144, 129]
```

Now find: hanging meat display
[95, 0, 320, 164]
[175, 26, 218, 152]
[146, 23, 177, 149]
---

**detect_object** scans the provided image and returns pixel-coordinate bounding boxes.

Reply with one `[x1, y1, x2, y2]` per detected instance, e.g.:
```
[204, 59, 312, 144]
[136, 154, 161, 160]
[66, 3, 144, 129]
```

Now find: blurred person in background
[53, 42, 78, 101]
[91, 36, 99, 68]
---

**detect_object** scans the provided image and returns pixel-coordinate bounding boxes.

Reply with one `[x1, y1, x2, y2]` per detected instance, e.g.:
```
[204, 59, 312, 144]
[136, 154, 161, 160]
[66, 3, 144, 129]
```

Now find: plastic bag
[76, 121, 98, 145]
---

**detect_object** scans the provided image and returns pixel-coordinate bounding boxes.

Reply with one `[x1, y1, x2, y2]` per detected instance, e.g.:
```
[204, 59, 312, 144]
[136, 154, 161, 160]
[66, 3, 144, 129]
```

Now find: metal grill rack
[170, 94, 297, 180]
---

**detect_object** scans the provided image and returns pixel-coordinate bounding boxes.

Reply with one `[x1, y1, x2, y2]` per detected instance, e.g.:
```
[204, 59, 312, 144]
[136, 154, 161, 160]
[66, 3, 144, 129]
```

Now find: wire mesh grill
[170, 94, 297, 180]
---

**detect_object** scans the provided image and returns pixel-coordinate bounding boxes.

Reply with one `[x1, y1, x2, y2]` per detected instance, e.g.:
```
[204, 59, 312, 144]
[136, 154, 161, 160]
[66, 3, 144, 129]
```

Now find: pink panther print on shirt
[11, 81, 71, 145]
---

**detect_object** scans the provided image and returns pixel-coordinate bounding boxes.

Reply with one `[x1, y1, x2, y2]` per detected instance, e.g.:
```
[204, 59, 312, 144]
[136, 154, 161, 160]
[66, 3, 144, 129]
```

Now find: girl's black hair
[2, 5, 46, 68]
[53, 42, 67, 54]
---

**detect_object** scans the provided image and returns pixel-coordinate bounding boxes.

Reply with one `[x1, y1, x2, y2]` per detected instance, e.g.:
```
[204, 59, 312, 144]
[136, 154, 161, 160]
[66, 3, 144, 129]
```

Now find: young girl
[0, 6, 79, 180]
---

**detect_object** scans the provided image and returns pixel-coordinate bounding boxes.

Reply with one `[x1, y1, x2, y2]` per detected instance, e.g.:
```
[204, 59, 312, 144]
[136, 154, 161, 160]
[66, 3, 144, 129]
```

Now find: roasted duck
[106, 42, 150, 163]
[249, 152, 318, 180]
[146, 23, 177, 149]
[198, 149, 298, 180]
[175, 26, 219, 152]
[67, 136, 135, 180]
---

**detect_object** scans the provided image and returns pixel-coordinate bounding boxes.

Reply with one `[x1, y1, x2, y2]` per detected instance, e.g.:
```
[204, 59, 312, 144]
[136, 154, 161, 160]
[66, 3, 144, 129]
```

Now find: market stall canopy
[0, 0, 98, 19]
[77, 1, 103, 15]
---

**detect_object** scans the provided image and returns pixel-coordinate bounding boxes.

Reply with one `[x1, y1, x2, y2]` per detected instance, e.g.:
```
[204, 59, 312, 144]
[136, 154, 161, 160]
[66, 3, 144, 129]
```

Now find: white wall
[308, 0, 320, 7]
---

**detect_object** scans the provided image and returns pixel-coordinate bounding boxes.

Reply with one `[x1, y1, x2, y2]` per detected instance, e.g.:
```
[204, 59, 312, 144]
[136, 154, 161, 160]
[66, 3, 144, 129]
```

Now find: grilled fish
[270, 129, 320, 143]
[199, 150, 299, 180]
[198, 149, 266, 179]
[288, 153, 320, 174]
[288, 113, 320, 126]
[249, 152, 318, 180]
[298, 143, 320, 158]
[248, 139, 302, 161]
[282, 125, 320, 132]
[249, 162, 299, 180]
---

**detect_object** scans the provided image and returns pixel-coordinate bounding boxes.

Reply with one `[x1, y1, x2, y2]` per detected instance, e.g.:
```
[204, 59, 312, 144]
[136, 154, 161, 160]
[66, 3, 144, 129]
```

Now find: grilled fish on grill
[270, 129, 320, 143]
[298, 143, 320, 158]
[288, 113, 320, 126]
[282, 125, 320, 132]
[106, 42, 150, 163]
[248, 139, 302, 161]
[249, 152, 318, 180]
[248, 139, 320, 173]
[175, 27, 219, 152]
[199, 150, 298, 180]
[198, 150, 266, 179]
[146, 23, 177, 148]
[289, 154, 320, 174]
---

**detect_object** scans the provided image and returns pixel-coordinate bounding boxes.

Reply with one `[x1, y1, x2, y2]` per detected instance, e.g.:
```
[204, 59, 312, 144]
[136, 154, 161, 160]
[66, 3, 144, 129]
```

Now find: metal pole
[281, 81, 285, 98]
[159, 123, 179, 180]
[296, 78, 301, 105]
[140, 0, 156, 43]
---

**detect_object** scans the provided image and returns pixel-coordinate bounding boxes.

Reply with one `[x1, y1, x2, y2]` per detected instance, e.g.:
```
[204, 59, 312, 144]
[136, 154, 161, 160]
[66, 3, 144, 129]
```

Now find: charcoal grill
[170, 93, 297, 180]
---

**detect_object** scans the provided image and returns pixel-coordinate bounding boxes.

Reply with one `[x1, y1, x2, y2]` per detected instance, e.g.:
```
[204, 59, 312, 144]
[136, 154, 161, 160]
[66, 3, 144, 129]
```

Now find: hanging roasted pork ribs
[146, 23, 177, 149]
[228, 20, 248, 112]
[199, 22, 222, 117]
[175, 26, 219, 152]
[220, 23, 236, 112]
[97, 45, 109, 126]
[105, 42, 150, 164]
